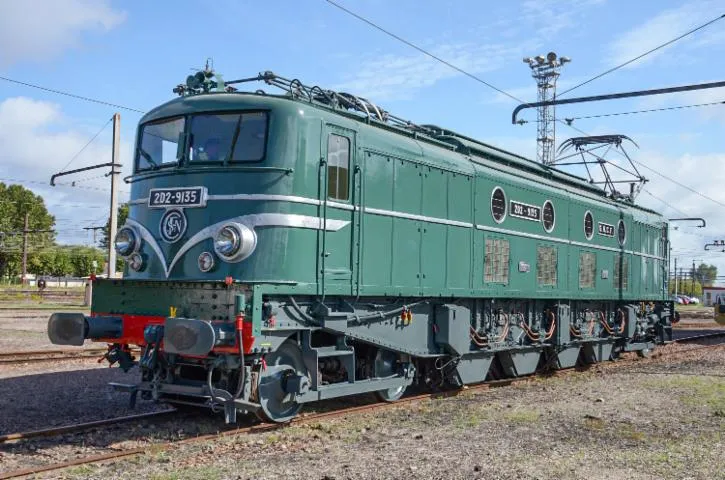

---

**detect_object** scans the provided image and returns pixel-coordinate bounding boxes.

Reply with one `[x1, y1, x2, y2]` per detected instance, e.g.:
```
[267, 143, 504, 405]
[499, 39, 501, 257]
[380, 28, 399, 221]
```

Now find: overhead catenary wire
[0, 176, 130, 196]
[323, 0, 527, 104]
[561, 99, 725, 124]
[558, 13, 725, 97]
[642, 189, 690, 217]
[559, 120, 725, 209]
[322, 0, 723, 212]
[58, 117, 114, 173]
[0, 76, 146, 114]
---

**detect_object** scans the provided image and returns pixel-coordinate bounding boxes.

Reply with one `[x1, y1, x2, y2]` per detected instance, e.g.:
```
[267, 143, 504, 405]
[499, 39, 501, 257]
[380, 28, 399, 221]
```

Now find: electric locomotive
[48, 69, 673, 423]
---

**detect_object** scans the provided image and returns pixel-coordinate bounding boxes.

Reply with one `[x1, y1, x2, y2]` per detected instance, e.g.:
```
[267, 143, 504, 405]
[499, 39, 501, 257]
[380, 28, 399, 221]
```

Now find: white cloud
[0, 97, 133, 245]
[0, 0, 126, 66]
[521, 0, 606, 38]
[332, 40, 539, 102]
[624, 149, 725, 280]
[606, 1, 725, 69]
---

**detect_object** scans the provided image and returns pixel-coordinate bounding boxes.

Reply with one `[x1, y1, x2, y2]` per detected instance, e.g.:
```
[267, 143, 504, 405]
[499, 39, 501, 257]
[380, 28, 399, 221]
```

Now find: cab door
[318, 124, 359, 295]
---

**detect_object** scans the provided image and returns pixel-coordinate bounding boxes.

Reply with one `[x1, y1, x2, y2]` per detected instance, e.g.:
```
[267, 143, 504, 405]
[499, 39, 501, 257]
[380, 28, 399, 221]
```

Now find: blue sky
[1, 0, 724, 279]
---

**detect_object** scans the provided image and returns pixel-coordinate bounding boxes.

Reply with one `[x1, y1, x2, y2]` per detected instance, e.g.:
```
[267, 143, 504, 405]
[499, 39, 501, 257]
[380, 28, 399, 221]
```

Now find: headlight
[114, 226, 139, 257]
[214, 226, 240, 257]
[198, 251, 215, 272]
[128, 253, 144, 272]
[213, 223, 256, 262]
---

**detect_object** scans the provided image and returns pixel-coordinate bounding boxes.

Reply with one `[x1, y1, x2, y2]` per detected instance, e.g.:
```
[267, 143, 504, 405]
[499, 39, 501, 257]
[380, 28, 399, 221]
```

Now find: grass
[644, 376, 725, 416]
[148, 465, 226, 480]
[0, 303, 88, 310]
[502, 408, 541, 423]
[676, 304, 709, 311]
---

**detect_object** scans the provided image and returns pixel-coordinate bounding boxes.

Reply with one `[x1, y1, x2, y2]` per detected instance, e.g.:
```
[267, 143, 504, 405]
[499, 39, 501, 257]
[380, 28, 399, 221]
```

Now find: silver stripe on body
[364, 206, 473, 228]
[130, 193, 662, 260]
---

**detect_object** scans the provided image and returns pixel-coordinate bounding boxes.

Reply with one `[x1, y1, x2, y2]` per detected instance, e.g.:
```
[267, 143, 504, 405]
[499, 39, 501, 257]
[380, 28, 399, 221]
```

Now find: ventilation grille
[537, 246, 557, 287]
[614, 254, 629, 290]
[485, 238, 510, 284]
[579, 252, 596, 288]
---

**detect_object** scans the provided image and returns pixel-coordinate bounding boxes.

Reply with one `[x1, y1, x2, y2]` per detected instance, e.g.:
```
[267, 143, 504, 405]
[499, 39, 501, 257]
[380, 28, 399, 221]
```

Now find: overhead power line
[59, 116, 114, 173]
[323, 0, 525, 104]
[0, 176, 130, 196]
[0, 75, 146, 114]
[323, 0, 723, 213]
[562, 99, 725, 123]
[558, 13, 725, 97]
[642, 189, 689, 217]
[561, 120, 725, 209]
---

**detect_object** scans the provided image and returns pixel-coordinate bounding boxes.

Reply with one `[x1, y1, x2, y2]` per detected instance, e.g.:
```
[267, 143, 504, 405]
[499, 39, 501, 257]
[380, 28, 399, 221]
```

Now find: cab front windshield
[189, 111, 267, 163]
[135, 111, 268, 171]
[136, 117, 185, 170]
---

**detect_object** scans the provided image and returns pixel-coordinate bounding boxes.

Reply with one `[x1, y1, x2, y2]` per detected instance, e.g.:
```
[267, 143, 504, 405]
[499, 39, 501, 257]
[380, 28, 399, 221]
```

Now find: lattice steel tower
[523, 52, 570, 165]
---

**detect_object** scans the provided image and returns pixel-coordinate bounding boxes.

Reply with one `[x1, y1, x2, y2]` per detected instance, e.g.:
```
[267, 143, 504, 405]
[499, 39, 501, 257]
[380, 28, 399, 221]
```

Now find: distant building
[702, 286, 725, 306]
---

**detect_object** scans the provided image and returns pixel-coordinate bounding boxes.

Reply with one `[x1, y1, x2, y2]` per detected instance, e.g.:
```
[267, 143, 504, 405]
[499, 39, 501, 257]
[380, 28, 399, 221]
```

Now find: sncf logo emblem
[159, 208, 187, 243]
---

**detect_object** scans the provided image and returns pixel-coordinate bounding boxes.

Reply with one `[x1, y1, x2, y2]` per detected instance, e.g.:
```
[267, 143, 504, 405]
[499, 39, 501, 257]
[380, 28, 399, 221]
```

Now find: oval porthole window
[542, 200, 555, 233]
[584, 211, 594, 240]
[617, 220, 626, 246]
[491, 187, 506, 223]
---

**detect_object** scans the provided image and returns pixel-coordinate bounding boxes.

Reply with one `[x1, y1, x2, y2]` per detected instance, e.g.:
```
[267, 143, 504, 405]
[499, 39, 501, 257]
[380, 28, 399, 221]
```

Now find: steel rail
[0, 347, 140, 365]
[1, 339, 724, 478]
[0, 410, 176, 444]
[672, 331, 725, 344]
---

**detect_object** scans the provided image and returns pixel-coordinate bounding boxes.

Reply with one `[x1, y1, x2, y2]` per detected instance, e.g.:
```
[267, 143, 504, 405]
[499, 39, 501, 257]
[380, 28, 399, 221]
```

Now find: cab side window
[327, 134, 350, 201]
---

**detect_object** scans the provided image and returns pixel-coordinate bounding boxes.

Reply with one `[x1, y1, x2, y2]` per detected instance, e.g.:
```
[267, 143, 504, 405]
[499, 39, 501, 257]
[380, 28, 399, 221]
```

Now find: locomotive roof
[141, 82, 663, 220]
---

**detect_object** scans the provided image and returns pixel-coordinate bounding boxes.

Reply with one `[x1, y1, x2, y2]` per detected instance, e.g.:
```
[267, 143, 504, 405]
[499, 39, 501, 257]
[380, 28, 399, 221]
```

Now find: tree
[28, 246, 106, 277]
[0, 183, 56, 280]
[99, 203, 129, 249]
[68, 246, 105, 276]
[696, 263, 717, 287]
[99, 203, 129, 272]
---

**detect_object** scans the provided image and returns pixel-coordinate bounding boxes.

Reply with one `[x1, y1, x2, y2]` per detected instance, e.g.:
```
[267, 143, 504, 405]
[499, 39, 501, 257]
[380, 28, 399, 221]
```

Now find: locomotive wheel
[373, 349, 407, 402]
[257, 341, 308, 423]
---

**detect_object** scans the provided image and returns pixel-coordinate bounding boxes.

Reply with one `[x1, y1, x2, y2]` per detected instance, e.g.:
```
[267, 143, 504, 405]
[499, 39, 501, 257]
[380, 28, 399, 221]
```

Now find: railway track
[0, 347, 141, 365]
[1, 334, 723, 479]
[673, 330, 725, 344]
[0, 410, 176, 444]
[0, 348, 113, 365]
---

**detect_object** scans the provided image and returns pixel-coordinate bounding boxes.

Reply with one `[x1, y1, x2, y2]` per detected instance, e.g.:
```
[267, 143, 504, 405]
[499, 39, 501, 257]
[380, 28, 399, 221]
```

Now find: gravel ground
[0, 307, 722, 479]
[0, 360, 168, 435]
[0, 308, 90, 352]
[0, 344, 717, 480]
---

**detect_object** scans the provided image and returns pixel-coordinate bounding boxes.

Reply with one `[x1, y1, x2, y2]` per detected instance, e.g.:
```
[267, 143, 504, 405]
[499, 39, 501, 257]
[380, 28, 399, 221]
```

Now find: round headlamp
[128, 253, 144, 272]
[114, 226, 139, 257]
[198, 251, 215, 272]
[213, 223, 256, 262]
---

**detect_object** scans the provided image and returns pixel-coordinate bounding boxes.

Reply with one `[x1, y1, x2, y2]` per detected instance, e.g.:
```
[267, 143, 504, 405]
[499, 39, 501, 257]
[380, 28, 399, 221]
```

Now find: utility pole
[674, 257, 678, 297]
[21, 213, 28, 285]
[83, 226, 106, 246]
[108, 112, 121, 278]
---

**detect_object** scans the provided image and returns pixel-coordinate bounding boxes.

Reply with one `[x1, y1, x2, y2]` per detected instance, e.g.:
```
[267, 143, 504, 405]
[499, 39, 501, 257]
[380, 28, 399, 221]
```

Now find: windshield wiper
[137, 147, 159, 170]
[226, 115, 244, 162]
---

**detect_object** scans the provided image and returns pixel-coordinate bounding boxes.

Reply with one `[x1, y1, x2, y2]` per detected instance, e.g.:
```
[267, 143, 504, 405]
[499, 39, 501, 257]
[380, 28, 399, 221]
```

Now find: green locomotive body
[48, 70, 673, 422]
